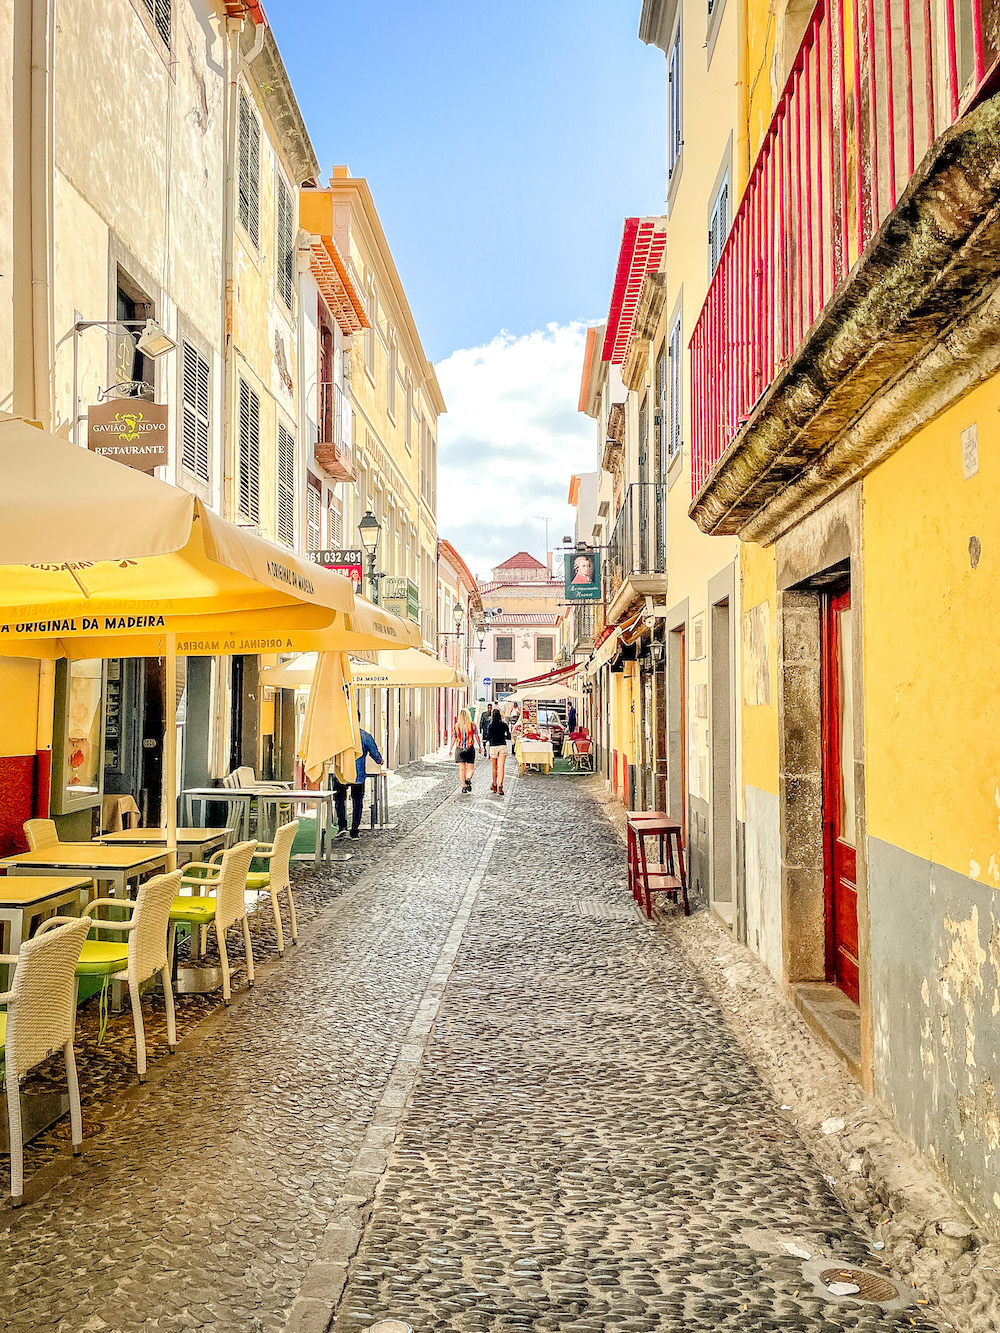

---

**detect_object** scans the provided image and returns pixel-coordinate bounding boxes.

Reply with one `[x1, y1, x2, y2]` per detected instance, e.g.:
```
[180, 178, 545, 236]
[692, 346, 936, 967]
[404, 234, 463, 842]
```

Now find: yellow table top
[0, 844, 169, 870]
[96, 827, 230, 845]
[0, 875, 93, 906]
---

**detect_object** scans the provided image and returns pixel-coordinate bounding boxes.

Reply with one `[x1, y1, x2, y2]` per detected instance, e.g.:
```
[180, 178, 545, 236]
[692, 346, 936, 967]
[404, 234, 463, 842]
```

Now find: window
[307, 475, 321, 550]
[405, 371, 413, 453]
[142, 0, 170, 45]
[668, 28, 682, 181]
[535, 636, 555, 662]
[238, 90, 260, 249]
[327, 494, 342, 546]
[709, 173, 730, 274]
[494, 636, 514, 662]
[655, 342, 667, 478]
[668, 314, 683, 463]
[365, 276, 376, 375]
[181, 341, 210, 483]
[387, 332, 397, 417]
[276, 175, 295, 310]
[277, 425, 295, 547]
[237, 378, 260, 524]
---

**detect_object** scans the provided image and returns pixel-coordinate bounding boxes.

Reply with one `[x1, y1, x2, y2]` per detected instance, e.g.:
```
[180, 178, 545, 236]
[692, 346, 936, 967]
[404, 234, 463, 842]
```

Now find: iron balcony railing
[690, 0, 999, 495]
[570, 600, 599, 651]
[606, 483, 666, 605]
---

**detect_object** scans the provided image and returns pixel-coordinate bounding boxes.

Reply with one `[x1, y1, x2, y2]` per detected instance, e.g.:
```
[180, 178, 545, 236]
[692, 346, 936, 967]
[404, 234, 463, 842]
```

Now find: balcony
[313, 382, 355, 482]
[689, 0, 1000, 537]
[606, 483, 667, 624]
[569, 599, 601, 653]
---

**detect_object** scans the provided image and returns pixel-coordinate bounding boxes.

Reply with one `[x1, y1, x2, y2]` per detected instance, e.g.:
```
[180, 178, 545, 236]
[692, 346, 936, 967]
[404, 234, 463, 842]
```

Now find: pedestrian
[567, 702, 578, 735]
[486, 706, 512, 795]
[479, 702, 493, 751]
[333, 720, 383, 840]
[449, 707, 480, 793]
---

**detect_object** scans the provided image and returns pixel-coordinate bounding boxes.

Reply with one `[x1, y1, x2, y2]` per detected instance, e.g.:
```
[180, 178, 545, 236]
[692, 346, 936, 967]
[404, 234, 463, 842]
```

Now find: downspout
[30, 0, 55, 429]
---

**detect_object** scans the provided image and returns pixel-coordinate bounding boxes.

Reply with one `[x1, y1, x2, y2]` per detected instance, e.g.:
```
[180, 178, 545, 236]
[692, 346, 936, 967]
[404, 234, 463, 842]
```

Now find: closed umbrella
[298, 651, 361, 784]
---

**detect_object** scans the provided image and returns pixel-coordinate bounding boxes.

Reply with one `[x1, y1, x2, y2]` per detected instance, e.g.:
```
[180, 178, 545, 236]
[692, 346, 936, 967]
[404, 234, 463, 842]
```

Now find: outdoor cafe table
[515, 738, 554, 774]
[0, 845, 172, 898]
[255, 790, 335, 863]
[95, 826, 233, 866]
[181, 788, 259, 842]
[0, 875, 93, 988]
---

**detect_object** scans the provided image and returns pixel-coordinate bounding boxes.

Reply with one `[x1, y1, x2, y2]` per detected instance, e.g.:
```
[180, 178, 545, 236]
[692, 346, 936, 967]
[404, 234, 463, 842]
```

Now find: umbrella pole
[164, 633, 177, 871]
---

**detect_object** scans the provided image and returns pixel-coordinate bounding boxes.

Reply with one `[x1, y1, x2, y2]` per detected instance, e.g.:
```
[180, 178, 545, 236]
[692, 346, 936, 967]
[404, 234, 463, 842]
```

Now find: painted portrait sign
[564, 549, 602, 602]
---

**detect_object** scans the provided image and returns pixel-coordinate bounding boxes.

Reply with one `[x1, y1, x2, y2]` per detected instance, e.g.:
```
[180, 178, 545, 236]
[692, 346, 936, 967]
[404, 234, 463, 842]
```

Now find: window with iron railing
[606, 482, 666, 603]
[690, 0, 1000, 495]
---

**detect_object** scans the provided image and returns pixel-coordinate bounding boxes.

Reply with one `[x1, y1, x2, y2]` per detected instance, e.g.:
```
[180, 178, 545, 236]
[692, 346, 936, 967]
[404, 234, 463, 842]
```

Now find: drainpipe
[30, 0, 55, 429]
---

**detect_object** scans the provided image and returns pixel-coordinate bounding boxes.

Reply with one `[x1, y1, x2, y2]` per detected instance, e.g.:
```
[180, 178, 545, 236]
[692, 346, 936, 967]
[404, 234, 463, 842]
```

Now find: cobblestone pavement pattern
[1, 761, 946, 1333]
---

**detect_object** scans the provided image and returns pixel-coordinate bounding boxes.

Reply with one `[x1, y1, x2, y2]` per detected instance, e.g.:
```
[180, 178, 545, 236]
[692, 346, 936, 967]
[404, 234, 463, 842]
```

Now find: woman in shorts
[485, 707, 513, 795]
[449, 707, 480, 793]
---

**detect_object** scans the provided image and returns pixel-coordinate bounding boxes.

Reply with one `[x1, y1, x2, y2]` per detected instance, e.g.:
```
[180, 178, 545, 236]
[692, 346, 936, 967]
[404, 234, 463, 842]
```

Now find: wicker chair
[77, 870, 181, 1084]
[198, 820, 299, 957]
[0, 915, 91, 1205]
[23, 818, 58, 852]
[169, 840, 258, 1004]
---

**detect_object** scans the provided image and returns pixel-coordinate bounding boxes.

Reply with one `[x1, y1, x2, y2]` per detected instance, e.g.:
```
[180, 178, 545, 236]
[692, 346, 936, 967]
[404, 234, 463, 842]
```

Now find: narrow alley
[1, 768, 946, 1333]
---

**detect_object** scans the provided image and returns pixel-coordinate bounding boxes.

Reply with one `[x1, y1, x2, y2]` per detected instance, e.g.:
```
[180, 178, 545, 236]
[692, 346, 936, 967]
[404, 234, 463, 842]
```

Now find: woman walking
[486, 706, 512, 795]
[449, 707, 481, 793]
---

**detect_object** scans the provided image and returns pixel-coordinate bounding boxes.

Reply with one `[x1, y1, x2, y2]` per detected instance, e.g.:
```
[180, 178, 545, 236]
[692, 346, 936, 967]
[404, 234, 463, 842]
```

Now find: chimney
[330, 165, 351, 181]
[546, 550, 553, 575]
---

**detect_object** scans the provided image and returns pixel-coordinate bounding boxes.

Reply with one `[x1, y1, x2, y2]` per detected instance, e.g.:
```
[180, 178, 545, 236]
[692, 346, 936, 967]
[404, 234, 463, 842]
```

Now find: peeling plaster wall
[869, 838, 1000, 1227]
[745, 785, 783, 980]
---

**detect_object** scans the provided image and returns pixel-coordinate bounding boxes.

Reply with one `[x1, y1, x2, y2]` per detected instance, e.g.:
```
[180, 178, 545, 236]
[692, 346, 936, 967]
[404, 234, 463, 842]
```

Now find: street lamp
[452, 603, 464, 631]
[358, 509, 382, 605]
[476, 623, 486, 651]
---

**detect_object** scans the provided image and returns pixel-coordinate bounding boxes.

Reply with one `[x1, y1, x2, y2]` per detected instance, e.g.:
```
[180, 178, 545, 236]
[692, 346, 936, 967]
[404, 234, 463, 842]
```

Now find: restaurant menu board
[522, 699, 538, 732]
[104, 658, 122, 773]
[65, 660, 103, 795]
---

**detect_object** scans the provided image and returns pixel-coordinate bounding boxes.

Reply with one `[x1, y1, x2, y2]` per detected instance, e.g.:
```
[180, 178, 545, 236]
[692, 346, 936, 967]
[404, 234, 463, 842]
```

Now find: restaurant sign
[306, 548, 363, 592]
[384, 577, 419, 622]
[88, 400, 168, 470]
[564, 548, 602, 602]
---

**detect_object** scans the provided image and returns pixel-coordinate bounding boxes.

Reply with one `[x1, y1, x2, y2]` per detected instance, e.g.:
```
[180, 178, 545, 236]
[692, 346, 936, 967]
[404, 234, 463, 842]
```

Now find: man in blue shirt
[333, 726, 383, 839]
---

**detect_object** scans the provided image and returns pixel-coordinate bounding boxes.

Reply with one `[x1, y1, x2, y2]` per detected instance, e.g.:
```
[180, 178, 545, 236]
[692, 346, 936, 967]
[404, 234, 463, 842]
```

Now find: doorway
[709, 597, 735, 929]
[821, 586, 859, 1003]
[667, 625, 686, 829]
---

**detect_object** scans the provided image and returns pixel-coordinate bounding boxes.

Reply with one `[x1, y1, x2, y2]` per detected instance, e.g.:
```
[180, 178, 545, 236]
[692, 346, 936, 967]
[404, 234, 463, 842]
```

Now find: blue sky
[269, 1, 667, 569]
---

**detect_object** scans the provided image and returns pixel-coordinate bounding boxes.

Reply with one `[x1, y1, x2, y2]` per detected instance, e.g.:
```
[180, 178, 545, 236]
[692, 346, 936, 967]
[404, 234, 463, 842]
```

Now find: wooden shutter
[277, 425, 295, 547]
[143, 0, 171, 44]
[307, 476, 321, 550]
[181, 342, 210, 482]
[238, 91, 260, 249]
[276, 176, 294, 310]
[238, 378, 260, 523]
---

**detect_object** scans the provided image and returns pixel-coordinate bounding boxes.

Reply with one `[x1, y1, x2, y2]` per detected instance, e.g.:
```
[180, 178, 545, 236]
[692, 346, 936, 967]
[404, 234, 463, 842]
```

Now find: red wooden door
[822, 587, 859, 1004]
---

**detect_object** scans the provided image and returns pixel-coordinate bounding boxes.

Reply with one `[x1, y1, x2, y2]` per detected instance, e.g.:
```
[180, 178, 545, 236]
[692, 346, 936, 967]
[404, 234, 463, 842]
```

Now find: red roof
[601, 218, 667, 365]
[495, 551, 546, 571]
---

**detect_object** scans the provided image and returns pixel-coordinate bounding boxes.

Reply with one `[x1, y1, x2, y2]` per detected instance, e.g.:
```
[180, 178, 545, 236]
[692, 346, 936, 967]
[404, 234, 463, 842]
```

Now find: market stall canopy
[261, 647, 469, 690]
[505, 682, 584, 703]
[0, 412, 354, 655]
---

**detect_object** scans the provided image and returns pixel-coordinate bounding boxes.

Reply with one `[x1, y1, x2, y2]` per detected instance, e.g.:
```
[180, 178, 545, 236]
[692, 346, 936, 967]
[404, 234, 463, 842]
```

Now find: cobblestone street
[1, 762, 946, 1333]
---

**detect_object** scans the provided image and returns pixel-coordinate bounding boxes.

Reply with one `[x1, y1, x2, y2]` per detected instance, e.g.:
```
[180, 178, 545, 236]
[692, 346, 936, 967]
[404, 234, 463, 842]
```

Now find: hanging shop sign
[307, 548, 363, 592]
[88, 400, 169, 470]
[564, 548, 602, 602]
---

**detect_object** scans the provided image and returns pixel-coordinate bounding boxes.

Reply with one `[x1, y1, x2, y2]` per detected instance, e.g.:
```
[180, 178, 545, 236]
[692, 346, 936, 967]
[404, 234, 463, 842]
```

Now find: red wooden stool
[627, 812, 690, 918]
[626, 811, 670, 903]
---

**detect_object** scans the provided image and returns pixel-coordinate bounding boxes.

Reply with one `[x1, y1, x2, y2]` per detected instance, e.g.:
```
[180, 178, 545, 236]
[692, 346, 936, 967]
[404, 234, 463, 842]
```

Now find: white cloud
[435, 322, 598, 580]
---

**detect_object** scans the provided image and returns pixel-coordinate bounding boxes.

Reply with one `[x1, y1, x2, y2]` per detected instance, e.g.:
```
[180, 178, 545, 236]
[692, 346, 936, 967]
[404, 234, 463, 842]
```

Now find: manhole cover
[574, 896, 646, 923]
[369, 1322, 413, 1333]
[819, 1267, 898, 1304]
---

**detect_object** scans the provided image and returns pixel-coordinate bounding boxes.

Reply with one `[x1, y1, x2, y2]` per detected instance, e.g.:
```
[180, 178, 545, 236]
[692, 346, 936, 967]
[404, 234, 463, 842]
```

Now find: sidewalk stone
[0, 763, 949, 1332]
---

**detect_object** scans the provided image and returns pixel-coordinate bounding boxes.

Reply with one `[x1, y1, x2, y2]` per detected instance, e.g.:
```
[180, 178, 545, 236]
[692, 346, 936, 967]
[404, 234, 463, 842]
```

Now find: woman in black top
[486, 708, 512, 795]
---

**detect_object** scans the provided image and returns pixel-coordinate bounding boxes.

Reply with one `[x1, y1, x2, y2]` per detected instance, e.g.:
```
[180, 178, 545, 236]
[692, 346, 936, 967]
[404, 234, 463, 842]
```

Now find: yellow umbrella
[299, 651, 361, 784]
[261, 646, 469, 690]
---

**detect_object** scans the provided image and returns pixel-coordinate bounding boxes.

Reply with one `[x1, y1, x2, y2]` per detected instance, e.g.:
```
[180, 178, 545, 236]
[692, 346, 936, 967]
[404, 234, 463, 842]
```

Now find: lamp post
[358, 509, 382, 605]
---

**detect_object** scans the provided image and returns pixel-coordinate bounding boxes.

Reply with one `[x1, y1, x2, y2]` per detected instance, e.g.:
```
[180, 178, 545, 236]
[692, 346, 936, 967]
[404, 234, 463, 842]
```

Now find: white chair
[23, 818, 58, 852]
[200, 820, 300, 957]
[169, 840, 258, 1004]
[0, 915, 91, 1206]
[77, 870, 182, 1084]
